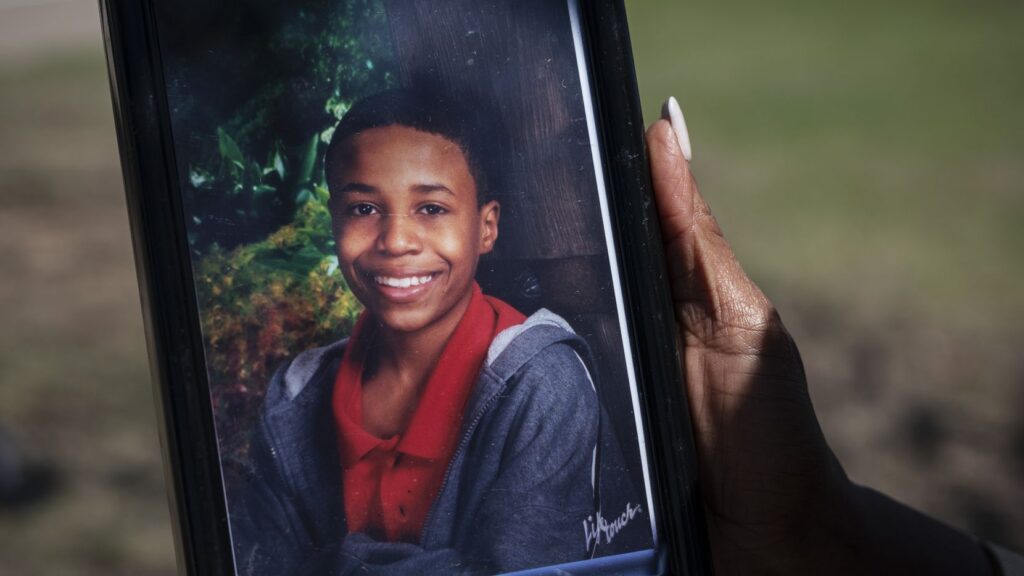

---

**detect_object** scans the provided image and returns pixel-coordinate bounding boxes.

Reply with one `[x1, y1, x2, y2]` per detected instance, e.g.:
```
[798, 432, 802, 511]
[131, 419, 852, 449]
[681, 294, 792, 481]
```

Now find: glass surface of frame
[101, 0, 710, 573]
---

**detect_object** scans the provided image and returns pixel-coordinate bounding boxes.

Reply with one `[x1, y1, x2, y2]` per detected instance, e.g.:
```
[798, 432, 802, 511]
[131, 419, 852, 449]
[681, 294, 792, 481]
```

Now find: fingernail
[660, 96, 693, 162]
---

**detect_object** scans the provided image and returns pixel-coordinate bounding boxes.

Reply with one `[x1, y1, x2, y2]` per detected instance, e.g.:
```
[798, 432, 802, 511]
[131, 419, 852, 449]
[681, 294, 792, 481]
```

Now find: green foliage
[196, 194, 363, 452]
[182, 0, 396, 253]
[187, 131, 317, 248]
[181, 0, 396, 453]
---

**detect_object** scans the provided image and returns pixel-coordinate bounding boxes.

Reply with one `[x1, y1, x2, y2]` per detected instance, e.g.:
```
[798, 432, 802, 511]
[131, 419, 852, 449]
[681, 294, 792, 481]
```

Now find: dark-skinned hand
[646, 100, 997, 575]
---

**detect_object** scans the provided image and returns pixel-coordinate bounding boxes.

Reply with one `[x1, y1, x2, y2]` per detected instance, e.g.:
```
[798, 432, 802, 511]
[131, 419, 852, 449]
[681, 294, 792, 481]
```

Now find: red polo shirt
[332, 284, 525, 543]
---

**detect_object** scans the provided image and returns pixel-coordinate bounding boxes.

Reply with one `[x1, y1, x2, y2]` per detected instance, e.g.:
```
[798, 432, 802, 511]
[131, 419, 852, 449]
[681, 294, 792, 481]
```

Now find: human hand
[647, 98, 1008, 576]
[647, 99, 854, 575]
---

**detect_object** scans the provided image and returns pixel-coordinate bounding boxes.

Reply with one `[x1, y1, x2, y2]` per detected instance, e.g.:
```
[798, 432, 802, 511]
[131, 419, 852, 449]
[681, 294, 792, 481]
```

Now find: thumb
[645, 104, 773, 346]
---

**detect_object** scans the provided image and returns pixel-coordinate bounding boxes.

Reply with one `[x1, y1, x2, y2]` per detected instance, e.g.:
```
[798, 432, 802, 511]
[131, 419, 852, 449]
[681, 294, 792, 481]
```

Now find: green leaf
[295, 188, 312, 205]
[313, 183, 330, 204]
[325, 95, 351, 120]
[217, 128, 245, 168]
[320, 126, 335, 144]
[253, 184, 277, 196]
[298, 134, 318, 185]
[255, 244, 325, 278]
[273, 148, 286, 180]
[189, 166, 214, 189]
[249, 161, 263, 182]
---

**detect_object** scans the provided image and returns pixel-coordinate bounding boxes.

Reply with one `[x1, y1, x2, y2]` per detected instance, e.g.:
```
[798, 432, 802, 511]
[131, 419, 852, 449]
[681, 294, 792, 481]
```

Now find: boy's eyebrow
[336, 182, 377, 194]
[412, 183, 455, 196]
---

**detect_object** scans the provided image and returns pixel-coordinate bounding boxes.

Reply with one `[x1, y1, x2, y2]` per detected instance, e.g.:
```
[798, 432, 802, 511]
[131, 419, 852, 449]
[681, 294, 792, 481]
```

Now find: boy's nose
[376, 214, 422, 256]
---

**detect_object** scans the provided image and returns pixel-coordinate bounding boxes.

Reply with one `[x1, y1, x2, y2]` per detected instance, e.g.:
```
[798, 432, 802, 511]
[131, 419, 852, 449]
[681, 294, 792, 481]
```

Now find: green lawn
[628, 1, 1024, 550]
[627, 0, 1024, 322]
[0, 47, 176, 576]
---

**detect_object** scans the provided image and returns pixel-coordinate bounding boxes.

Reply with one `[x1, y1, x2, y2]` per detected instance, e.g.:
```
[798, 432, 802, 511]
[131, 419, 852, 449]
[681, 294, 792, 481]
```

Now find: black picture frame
[99, 0, 711, 574]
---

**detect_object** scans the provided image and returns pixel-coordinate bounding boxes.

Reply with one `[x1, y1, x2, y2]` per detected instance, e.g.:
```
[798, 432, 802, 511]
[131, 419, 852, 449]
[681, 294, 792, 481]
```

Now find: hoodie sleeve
[229, 411, 309, 576]
[472, 340, 601, 570]
[230, 357, 368, 576]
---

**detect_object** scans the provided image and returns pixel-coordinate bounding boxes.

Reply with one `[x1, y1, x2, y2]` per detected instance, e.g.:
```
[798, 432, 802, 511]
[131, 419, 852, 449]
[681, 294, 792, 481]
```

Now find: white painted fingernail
[660, 96, 693, 162]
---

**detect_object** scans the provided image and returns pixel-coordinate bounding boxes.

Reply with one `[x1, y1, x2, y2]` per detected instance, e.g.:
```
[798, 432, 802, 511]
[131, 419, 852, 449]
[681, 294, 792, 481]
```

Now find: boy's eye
[347, 203, 379, 216]
[419, 204, 448, 216]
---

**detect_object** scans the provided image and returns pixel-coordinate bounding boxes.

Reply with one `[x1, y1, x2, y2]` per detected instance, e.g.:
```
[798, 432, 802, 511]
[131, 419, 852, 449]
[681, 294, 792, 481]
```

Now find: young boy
[231, 89, 627, 575]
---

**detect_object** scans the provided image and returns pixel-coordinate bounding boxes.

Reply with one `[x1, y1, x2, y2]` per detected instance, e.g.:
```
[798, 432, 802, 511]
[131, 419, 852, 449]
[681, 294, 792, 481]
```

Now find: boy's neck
[369, 291, 474, 392]
[359, 292, 474, 438]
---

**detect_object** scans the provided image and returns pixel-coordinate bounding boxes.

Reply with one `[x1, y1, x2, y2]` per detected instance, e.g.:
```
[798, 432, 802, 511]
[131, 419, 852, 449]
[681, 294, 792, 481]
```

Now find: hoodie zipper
[419, 374, 507, 548]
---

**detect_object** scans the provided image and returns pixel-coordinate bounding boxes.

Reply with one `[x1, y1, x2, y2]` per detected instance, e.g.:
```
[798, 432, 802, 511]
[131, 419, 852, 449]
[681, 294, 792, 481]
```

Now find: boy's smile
[363, 268, 438, 304]
[328, 125, 499, 336]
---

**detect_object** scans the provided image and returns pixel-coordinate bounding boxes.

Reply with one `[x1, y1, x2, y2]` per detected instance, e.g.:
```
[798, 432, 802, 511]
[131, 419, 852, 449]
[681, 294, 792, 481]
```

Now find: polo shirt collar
[333, 284, 496, 464]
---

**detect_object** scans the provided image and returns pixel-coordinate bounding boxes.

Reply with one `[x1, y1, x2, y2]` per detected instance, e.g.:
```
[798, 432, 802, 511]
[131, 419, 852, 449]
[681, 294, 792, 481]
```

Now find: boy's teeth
[375, 274, 433, 288]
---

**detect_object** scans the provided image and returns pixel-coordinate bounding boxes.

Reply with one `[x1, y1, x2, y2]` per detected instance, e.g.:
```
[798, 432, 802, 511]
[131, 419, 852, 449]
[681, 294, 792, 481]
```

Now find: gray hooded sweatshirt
[230, 309, 652, 576]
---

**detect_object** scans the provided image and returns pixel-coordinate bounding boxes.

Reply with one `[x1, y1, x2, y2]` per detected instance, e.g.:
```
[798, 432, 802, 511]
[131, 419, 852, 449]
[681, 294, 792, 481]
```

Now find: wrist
[823, 479, 997, 576]
[779, 453, 868, 575]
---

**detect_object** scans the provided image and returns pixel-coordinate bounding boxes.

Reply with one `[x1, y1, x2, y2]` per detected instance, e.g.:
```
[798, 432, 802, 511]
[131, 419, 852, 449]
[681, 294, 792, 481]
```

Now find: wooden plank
[381, 0, 606, 259]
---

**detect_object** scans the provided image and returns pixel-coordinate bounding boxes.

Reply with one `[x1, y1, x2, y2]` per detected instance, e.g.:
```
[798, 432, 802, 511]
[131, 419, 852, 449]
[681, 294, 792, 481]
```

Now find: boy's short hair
[325, 87, 504, 205]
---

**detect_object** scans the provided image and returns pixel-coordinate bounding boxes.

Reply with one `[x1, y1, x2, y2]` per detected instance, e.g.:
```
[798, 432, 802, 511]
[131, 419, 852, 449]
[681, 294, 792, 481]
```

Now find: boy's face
[328, 125, 499, 335]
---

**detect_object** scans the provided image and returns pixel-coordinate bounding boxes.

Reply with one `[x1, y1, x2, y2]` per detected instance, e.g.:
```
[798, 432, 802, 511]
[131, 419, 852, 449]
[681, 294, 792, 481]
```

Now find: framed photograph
[100, 0, 710, 574]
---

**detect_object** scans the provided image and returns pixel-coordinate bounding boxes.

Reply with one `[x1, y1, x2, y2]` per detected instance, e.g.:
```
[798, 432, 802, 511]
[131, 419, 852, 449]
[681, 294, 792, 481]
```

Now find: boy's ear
[479, 200, 500, 254]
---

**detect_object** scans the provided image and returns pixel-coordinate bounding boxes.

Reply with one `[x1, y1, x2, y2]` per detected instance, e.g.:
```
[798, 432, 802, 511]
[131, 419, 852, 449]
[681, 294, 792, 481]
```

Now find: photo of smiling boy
[327, 99, 521, 544]
[230, 88, 619, 575]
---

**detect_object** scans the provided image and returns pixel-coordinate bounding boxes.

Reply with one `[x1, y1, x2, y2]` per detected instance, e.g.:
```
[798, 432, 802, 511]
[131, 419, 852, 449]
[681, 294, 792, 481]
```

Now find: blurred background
[0, 0, 1021, 573]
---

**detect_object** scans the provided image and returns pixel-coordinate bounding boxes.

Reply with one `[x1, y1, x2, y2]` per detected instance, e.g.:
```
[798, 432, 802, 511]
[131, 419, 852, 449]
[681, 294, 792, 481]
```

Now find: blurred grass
[0, 46, 176, 576]
[0, 2, 1021, 574]
[628, 0, 1024, 323]
[627, 0, 1024, 550]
